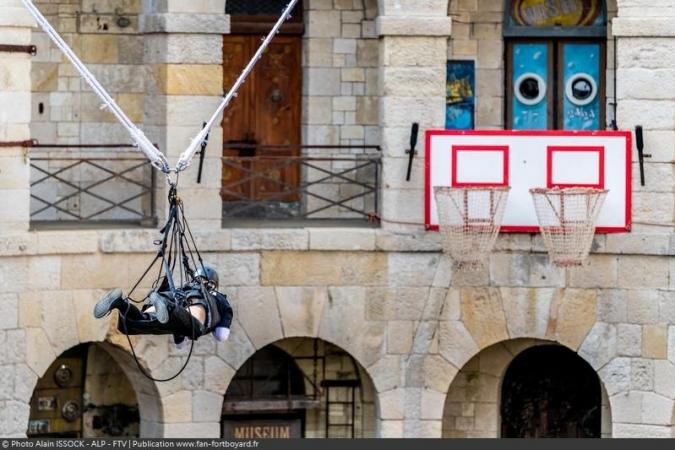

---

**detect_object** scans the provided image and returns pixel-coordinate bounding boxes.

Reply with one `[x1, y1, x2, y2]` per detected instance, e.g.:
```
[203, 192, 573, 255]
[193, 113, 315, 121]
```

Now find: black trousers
[116, 300, 205, 339]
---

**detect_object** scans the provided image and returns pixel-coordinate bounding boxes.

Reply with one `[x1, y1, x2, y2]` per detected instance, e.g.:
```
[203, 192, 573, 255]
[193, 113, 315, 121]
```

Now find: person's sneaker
[149, 292, 169, 324]
[94, 288, 124, 319]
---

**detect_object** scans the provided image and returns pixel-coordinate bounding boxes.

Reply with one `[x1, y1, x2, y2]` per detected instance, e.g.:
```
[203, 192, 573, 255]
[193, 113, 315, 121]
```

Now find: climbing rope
[21, 0, 299, 174]
[120, 184, 208, 382]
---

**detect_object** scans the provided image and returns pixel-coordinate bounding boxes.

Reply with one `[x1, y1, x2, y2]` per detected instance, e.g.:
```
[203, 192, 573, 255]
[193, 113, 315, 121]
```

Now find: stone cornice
[612, 18, 675, 37]
[140, 13, 230, 34]
[376, 16, 452, 37]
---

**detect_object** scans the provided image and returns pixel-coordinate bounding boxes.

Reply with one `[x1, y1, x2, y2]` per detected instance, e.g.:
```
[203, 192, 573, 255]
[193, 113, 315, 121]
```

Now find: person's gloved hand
[214, 327, 230, 342]
[175, 337, 188, 349]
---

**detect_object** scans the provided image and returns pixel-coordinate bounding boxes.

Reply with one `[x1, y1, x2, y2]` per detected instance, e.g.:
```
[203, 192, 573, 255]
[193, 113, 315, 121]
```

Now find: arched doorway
[500, 345, 601, 438]
[27, 343, 140, 438]
[221, 338, 377, 438]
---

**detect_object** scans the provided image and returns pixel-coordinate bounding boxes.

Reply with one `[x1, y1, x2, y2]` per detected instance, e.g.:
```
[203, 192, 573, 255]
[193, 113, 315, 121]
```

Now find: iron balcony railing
[221, 144, 381, 226]
[30, 144, 156, 226]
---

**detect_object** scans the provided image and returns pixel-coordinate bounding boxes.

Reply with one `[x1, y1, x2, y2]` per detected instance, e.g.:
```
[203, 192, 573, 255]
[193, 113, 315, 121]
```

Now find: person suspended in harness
[93, 265, 233, 345]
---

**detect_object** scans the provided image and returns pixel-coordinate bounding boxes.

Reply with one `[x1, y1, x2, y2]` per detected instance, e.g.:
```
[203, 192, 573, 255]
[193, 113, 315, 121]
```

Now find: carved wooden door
[221, 35, 301, 202]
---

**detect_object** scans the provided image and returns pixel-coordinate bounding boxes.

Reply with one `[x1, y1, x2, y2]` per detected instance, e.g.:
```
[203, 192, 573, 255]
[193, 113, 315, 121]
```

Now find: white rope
[175, 0, 300, 173]
[21, 0, 170, 173]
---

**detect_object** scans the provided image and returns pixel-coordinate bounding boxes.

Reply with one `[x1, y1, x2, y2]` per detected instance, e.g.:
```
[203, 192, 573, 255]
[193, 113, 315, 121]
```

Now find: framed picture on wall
[446, 60, 475, 130]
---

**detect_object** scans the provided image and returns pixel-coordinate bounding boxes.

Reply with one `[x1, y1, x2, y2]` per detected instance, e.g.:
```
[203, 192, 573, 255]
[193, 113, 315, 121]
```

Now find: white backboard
[425, 130, 632, 232]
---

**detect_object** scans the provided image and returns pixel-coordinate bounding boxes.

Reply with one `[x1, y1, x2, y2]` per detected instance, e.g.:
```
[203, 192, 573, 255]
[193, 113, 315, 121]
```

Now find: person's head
[195, 265, 219, 290]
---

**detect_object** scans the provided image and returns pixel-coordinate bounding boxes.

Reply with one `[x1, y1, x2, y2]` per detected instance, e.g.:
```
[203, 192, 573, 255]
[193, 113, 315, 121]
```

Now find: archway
[442, 339, 612, 438]
[221, 338, 377, 439]
[27, 343, 140, 438]
[501, 345, 602, 438]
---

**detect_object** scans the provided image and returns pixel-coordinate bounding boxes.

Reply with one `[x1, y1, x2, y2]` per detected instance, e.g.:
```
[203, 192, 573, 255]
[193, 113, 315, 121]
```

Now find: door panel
[560, 42, 603, 130]
[508, 42, 553, 130]
[222, 35, 301, 203]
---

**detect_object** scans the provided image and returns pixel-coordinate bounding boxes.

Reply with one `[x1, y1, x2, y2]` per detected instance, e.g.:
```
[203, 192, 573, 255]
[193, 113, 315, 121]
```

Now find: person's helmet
[195, 265, 219, 290]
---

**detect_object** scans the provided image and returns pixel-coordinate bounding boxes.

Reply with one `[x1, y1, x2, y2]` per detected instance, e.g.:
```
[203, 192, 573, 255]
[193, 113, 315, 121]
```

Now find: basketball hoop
[530, 187, 608, 267]
[433, 186, 511, 267]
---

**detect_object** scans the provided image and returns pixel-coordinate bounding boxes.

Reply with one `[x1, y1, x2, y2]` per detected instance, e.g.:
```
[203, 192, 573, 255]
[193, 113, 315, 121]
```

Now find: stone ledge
[0, 7, 35, 28]
[612, 18, 675, 37]
[140, 13, 230, 34]
[376, 17, 452, 37]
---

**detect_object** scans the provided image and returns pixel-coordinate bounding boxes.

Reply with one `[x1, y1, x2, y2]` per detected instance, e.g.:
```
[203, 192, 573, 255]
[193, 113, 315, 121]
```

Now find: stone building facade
[0, 0, 674, 439]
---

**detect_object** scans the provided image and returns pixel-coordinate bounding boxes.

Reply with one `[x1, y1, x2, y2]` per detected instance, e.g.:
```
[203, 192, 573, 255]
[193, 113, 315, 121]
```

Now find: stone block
[578, 323, 617, 370]
[80, 35, 119, 64]
[144, 34, 224, 64]
[367, 355, 402, 393]
[0, 233, 35, 257]
[382, 67, 445, 97]
[378, 388, 404, 420]
[618, 256, 670, 288]
[304, 68, 341, 96]
[276, 287, 327, 337]
[420, 389, 445, 420]
[378, 420, 404, 438]
[37, 231, 98, 255]
[192, 390, 223, 423]
[320, 286, 385, 367]
[546, 289, 597, 351]
[610, 391, 642, 423]
[61, 254, 129, 290]
[261, 251, 387, 286]
[0, 293, 18, 330]
[204, 356, 235, 394]
[490, 253, 565, 287]
[153, 64, 223, 96]
[235, 287, 282, 349]
[216, 318, 255, 370]
[500, 288, 555, 339]
[306, 10, 341, 38]
[423, 354, 458, 393]
[653, 360, 675, 398]
[308, 228, 375, 251]
[626, 290, 660, 324]
[162, 390, 193, 423]
[438, 321, 479, 369]
[303, 96, 333, 124]
[640, 392, 673, 426]
[613, 423, 671, 439]
[631, 358, 654, 390]
[381, 37, 447, 67]
[366, 287, 428, 321]
[605, 233, 672, 255]
[642, 324, 667, 358]
[26, 328, 55, 377]
[387, 321, 413, 354]
[568, 256, 618, 288]
[212, 253, 260, 286]
[387, 253, 440, 287]
[616, 323, 642, 357]
[460, 288, 508, 349]
[231, 229, 308, 251]
[598, 357, 630, 396]
[140, 12, 229, 34]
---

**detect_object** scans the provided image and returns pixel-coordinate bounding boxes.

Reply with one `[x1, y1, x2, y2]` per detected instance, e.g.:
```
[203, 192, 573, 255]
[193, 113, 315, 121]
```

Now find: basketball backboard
[425, 130, 632, 232]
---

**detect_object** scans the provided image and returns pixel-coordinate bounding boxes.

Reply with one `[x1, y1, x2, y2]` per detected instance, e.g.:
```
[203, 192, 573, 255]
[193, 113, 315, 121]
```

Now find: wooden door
[221, 35, 302, 202]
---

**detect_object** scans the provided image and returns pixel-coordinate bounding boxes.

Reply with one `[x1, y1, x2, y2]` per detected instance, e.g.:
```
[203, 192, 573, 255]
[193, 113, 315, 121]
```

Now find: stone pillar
[377, 1, 451, 233]
[613, 4, 675, 235]
[141, 2, 229, 229]
[611, 0, 675, 438]
[0, 0, 34, 232]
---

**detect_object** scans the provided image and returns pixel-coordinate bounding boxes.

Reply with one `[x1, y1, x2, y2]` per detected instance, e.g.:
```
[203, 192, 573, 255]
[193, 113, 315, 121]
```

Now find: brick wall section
[303, 0, 379, 148]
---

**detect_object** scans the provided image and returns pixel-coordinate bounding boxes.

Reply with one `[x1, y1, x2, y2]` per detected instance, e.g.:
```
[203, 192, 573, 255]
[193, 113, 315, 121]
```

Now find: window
[504, 0, 607, 130]
[226, 0, 294, 16]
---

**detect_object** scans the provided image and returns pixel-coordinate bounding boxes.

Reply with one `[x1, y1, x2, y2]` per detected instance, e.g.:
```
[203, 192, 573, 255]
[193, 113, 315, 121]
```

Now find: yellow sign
[511, 0, 601, 26]
[233, 425, 292, 439]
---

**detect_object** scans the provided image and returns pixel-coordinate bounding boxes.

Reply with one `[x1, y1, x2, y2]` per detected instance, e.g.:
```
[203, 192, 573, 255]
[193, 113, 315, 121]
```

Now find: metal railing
[30, 144, 156, 226]
[221, 144, 381, 226]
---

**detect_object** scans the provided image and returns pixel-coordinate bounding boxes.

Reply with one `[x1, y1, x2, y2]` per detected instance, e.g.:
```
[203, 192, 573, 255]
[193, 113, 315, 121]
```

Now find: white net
[433, 186, 511, 267]
[530, 187, 608, 267]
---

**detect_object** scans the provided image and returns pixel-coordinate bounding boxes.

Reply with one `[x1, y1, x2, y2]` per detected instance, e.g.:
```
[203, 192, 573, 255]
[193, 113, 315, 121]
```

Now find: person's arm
[213, 292, 233, 342]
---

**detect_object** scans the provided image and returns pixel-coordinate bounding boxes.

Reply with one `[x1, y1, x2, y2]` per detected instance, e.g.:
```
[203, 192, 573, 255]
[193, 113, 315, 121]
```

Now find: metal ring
[565, 73, 598, 106]
[514, 73, 547, 106]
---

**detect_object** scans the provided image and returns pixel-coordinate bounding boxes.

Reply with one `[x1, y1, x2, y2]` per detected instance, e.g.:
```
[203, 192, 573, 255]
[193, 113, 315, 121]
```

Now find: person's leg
[94, 289, 145, 320]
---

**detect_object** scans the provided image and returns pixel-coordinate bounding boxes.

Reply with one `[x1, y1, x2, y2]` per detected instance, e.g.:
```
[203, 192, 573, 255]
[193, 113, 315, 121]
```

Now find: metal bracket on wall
[0, 140, 36, 148]
[405, 122, 420, 182]
[635, 126, 652, 187]
[0, 44, 37, 55]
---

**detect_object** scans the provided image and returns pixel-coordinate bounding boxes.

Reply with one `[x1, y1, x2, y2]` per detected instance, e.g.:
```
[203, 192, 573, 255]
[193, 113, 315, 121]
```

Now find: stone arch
[216, 337, 379, 438]
[441, 338, 613, 438]
[19, 290, 164, 437]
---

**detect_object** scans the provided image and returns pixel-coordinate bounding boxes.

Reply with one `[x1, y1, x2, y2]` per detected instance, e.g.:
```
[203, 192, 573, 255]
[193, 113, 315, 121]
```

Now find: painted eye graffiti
[514, 73, 547, 105]
[566, 73, 598, 106]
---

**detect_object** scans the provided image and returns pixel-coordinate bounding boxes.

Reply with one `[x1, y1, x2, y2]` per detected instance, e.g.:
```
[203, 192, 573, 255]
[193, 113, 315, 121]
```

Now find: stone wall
[303, 0, 379, 149]
[30, 0, 146, 145]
